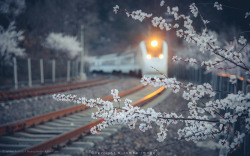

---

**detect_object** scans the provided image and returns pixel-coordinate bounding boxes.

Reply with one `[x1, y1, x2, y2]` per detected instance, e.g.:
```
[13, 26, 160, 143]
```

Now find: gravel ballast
[0, 76, 141, 125]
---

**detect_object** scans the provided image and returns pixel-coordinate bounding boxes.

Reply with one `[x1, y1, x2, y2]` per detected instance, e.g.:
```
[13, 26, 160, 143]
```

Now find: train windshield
[145, 40, 163, 57]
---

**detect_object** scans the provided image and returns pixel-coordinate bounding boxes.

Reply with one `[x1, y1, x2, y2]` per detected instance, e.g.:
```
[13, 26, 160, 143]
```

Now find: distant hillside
[13, 0, 152, 59]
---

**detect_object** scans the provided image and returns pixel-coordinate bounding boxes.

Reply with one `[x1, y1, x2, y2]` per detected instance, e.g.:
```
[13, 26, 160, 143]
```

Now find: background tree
[0, 21, 24, 66]
[0, 0, 26, 67]
[43, 32, 82, 59]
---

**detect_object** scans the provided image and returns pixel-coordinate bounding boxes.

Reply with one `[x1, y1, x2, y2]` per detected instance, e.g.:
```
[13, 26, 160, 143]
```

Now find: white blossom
[113, 5, 119, 14]
[238, 36, 247, 45]
[214, 2, 223, 10]
[219, 139, 229, 149]
[172, 7, 179, 12]
[111, 89, 121, 102]
[203, 20, 210, 24]
[173, 23, 179, 28]
[90, 126, 98, 134]
[172, 56, 179, 62]
[186, 58, 197, 65]
[245, 12, 250, 19]
[176, 29, 184, 37]
[201, 61, 214, 70]
[126, 12, 130, 17]
[189, 3, 198, 18]
[160, 1, 165, 7]
[230, 132, 245, 149]
[229, 75, 237, 84]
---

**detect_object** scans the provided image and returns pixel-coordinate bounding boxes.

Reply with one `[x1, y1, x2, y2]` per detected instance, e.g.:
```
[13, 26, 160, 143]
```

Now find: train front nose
[140, 39, 168, 77]
[143, 57, 167, 76]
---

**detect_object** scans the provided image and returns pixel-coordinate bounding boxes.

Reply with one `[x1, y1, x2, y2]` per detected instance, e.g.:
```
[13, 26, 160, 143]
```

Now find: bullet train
[89, 39, 168, 78]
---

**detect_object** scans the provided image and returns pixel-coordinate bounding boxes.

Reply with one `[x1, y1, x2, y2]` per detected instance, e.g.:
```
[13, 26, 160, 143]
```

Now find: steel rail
[0, 84, 145, 136]
[0, 79, 116, 101]
[0, 79, 105, 97]
[13, 86, 164, 156]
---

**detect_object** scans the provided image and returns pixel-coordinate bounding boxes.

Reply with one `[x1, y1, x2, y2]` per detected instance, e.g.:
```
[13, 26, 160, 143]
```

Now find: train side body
[89, 50, 141, 74]
[89, 40, 168, 78]
[139, 40, 168, 77]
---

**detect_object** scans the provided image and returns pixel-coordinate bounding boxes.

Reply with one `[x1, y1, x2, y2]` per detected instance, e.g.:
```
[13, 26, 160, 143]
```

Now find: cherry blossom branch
[207, 42, 249, 71]
[150, 66, 168, 78]
[104, 3, 250, 152]
[117, 4, 250, 73]
[54, 93, 220, 123]
[187, 36, 249, 71]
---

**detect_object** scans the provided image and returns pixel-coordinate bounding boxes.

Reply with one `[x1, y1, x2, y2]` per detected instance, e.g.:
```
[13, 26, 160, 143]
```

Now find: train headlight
[146, 54, 152, 59]
[159, 54, 164, 59]
[151, 40, 158, 47]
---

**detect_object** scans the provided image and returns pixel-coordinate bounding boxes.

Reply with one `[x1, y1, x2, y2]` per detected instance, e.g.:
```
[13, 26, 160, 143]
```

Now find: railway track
[0, 78, 116, 102]
[0, 84, 165, 156]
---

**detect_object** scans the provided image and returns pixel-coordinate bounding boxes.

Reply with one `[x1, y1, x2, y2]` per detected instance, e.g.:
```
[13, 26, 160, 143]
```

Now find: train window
[102, 60, 115, 65]
[121, 57, 133, 64]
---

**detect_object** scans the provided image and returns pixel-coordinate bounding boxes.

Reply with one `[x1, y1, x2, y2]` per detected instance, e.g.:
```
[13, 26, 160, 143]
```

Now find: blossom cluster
[229, 75, 236, 84]
[53, 90, 184, 142]
[172, 56, 197, 65]
[111, 89, 121, 102]
[113, 5, 119, 14]
[160, 1, 165, 7]
[54, 91, 213, 143]
[201, 60, 215, 70]
[141, 76, 250, 150]
[189, 3, 198, 18]
[152, 16, 172, 30]
[214, 2, 223, 10]
[238, 36, 247, 45]
[115, 6, 152, 22]
[140, 76, 181, 93]
[128, 10, 152, 22]
[141, 76, 215, 105]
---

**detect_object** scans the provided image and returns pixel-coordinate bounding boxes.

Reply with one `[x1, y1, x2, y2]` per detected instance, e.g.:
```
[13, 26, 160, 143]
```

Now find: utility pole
[80, 25, 86, 80]
[165, 12, 172, 44]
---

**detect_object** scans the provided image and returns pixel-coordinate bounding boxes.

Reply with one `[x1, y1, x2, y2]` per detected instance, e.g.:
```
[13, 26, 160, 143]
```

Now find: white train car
[139, 40, 168, 77]
[89, 50, 141, 74]
[89, 39, 168, 77]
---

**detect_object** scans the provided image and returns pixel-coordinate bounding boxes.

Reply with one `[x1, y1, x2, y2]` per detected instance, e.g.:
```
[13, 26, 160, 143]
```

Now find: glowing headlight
[151, 40, 158, 47]
[159, 54, 164, 59]
[146, 54, 152, 59]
